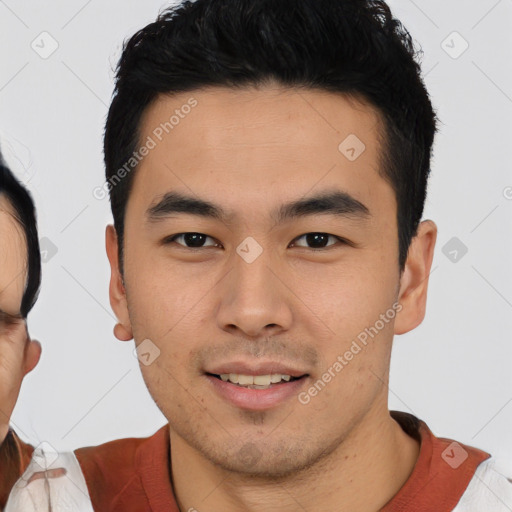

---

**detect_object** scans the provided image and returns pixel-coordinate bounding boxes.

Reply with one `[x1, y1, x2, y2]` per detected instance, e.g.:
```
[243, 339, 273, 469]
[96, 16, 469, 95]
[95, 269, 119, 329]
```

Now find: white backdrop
[1, 0, 511, 473]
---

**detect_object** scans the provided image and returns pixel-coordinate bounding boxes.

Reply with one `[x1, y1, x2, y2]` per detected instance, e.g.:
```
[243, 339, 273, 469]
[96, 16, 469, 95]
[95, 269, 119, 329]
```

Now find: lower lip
[205, 374, 308, 411]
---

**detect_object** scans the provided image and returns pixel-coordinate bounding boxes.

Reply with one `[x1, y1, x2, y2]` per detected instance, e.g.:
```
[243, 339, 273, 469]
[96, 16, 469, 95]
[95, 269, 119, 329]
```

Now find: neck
[170, 404, 420, 512]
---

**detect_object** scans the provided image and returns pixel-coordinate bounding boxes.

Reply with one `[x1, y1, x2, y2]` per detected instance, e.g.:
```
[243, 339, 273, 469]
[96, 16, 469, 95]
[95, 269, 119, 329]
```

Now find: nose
[215, 244, 293, 338]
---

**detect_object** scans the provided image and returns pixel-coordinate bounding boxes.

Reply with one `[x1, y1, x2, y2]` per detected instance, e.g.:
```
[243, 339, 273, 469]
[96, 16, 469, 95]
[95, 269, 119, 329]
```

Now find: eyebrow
[146, 189, 371, 225]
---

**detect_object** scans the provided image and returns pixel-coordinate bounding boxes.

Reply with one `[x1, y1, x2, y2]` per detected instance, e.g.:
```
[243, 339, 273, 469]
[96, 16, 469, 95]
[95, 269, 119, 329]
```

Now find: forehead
[128, 85, 393, 221]
[0, 194, 27, 315]
[0, 194, 23, 242]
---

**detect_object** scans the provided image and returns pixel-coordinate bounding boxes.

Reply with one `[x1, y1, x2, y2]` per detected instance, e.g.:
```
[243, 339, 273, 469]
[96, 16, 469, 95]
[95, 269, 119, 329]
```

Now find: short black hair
[0, 151, 41, 318]
[104, 0, 438, 272]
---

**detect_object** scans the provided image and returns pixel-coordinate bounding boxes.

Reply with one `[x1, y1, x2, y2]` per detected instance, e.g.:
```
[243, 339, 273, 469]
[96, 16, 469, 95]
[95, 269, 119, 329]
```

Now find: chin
[198, 433, 338, 480]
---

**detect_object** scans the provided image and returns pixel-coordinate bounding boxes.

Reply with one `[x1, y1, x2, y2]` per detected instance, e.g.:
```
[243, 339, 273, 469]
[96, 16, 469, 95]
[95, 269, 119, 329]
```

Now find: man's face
[112, 85, 407, 476]
[0, 195, 26, 316]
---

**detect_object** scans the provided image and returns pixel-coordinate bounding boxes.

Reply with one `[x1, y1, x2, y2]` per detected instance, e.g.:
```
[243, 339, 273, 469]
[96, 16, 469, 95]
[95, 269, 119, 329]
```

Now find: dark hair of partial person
[104, 0, 438, 274]
[0, 151, 41, 318]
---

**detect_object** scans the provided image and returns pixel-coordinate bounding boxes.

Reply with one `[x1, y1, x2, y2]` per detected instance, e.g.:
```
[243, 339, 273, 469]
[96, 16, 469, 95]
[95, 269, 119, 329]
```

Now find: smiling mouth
[206, 372, 308, 389]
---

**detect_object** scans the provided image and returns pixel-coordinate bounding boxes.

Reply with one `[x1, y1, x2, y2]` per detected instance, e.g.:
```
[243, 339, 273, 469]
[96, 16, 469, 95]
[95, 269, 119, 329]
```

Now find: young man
[1, 0, 511, 510]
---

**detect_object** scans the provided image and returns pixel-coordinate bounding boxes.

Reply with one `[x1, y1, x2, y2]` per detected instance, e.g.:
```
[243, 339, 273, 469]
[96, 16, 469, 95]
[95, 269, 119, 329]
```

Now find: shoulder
[387, 410, 501, 511]
[452, 457, 512, 511]
[74, 424, 170, 509]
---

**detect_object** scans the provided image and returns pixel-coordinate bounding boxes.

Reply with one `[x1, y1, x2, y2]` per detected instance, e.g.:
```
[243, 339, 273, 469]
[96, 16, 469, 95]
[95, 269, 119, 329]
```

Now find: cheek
[292, 261, 398, 385]
[124, 253, 209, 370]
[294, 259, 397, 327]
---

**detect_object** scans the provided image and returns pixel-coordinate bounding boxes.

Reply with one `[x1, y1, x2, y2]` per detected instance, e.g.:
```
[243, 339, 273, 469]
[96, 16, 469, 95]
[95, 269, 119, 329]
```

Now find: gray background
[0, 0, 511, 473]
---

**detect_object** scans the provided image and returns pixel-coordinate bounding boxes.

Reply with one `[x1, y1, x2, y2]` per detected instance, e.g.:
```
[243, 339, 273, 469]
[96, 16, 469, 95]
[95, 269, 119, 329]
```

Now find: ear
[394, 220, 437, 335]
[105, 225, 133, 341]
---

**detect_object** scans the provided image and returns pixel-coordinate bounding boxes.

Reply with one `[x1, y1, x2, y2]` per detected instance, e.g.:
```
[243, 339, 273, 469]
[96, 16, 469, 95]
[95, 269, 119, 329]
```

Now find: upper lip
[205, 361, 309, 378]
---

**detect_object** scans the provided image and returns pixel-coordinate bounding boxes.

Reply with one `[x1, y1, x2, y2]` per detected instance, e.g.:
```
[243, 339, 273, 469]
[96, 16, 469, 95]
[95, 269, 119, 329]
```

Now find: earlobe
[113, 322, 133, 341]
[394, 220, 437, 335]
[105, 225, 133, 341]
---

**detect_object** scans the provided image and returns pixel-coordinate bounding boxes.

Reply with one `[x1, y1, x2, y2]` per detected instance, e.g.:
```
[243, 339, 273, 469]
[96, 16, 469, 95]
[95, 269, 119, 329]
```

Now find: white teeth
[238, 374, 254, 385]
[253, 375, 271, 386]
[218, 373, 295, 386]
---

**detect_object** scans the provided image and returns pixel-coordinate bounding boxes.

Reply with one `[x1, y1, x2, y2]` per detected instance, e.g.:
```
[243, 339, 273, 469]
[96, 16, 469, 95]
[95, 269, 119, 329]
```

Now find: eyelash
[163, 232, 351, 251]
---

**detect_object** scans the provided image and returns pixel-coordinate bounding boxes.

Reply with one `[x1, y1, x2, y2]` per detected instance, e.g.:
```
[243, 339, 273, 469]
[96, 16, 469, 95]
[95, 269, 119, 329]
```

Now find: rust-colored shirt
[1, 411, 509, 511]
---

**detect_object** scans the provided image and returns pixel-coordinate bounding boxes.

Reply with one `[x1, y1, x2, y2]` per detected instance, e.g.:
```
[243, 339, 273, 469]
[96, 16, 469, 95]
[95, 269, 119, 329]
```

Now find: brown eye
[290, 233, 345, 250]
[165, 232, 219, 249]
